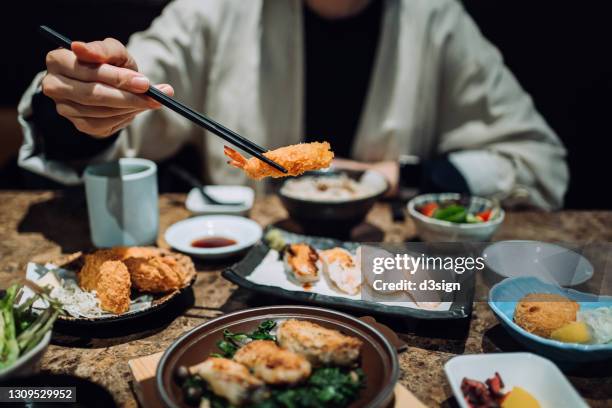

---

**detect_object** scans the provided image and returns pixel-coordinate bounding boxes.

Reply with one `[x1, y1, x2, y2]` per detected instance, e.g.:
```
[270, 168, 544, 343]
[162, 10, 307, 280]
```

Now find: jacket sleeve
[17, 0, 212, 184]
[434, 0, 569, 210]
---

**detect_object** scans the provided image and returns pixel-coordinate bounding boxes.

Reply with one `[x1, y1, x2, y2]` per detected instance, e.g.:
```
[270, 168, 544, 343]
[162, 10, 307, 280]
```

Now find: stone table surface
[0, 191, 611, 407]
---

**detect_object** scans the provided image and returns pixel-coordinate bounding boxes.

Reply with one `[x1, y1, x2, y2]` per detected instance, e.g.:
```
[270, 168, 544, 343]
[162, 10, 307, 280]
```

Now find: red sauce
[191, 236, 236, 248]
[302, 283, 313, 290]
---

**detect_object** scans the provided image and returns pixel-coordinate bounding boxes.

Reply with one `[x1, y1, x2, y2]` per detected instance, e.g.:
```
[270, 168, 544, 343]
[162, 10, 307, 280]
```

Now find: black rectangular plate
[222, 228, 474, 320]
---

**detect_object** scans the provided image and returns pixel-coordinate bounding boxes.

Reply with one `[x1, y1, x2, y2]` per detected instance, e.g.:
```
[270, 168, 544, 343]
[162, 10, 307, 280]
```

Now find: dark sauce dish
[157, 306, 399, 408]
[191, 236, 237, 248]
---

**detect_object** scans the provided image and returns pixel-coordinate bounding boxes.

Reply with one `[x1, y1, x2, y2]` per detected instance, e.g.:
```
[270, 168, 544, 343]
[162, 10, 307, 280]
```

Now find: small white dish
[185, 186, 254, 215]
[444, 352, 587, 408]
[164, 215, 262, 259]
[483, 240, 593, 286]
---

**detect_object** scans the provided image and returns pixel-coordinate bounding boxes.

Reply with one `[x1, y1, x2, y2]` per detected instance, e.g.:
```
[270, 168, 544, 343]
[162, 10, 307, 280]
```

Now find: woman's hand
[332, 158, 399, 196]
[41, 38, 174, 138]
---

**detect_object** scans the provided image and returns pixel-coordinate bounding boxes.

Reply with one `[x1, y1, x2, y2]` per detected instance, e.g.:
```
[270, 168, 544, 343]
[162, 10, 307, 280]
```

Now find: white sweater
[17, 0, 568, 209]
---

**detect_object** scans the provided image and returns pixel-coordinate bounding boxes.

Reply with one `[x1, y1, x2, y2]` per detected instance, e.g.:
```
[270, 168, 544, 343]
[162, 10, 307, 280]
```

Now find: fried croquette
[78, 259, 131, 314]
[224, 142, 334, 180]
[112, 247, 194, 287]
[514, 293, 579, 338]
[78, 249, 121, 292]
[233, 340, 311, 385]
[77, 247, 196, 314]
[277, 319, 362, 366]
[123, 256, 183, 293]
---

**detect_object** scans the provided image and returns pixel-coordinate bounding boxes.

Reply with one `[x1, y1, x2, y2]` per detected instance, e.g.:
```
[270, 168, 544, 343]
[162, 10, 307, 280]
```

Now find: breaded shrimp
[224, 142, 334, 180]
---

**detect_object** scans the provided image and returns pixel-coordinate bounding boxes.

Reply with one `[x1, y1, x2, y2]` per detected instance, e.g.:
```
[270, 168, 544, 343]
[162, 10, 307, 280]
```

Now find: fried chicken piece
[514, 293, 579, 338]
[110, 246, 162, 260]
[224, 142, 334, 180]
[233, 340, 311, 385]
[277, 319, 362, 366]
[78, 250, 121, 292]
[283, 244, 321, 284]
[189, 357, 268, 406]
[123, 256, 183, 293]
[79, 258, 131, 314]
[112, 246, 196, 289]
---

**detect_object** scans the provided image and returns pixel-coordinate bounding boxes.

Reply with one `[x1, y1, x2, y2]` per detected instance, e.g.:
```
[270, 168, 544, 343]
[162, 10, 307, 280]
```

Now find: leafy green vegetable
[214, 320, 277, 358]
[250, 367, 365, 408]
[0, 283, 63, 370]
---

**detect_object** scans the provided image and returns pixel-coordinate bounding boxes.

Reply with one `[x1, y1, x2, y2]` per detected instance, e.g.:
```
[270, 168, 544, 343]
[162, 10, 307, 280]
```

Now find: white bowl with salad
[407, 193, 504, 242]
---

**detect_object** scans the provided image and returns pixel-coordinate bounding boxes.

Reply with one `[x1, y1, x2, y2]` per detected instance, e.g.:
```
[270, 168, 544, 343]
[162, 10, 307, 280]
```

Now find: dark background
[1, 0, 610, 209]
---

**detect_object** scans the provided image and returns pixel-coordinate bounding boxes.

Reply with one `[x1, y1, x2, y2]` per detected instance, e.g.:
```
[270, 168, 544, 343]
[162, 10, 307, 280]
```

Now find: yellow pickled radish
[550, 321, 591, 343]
[502, 387, 540, 408]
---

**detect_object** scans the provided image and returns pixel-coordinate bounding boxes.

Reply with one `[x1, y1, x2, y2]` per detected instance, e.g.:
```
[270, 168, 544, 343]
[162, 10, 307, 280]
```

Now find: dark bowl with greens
[156, 306, 399, 408]
[407, 193, 505, 242]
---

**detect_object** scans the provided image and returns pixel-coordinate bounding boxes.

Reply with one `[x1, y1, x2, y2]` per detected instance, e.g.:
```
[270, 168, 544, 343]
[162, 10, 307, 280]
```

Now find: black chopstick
[39, 25, 288, 174]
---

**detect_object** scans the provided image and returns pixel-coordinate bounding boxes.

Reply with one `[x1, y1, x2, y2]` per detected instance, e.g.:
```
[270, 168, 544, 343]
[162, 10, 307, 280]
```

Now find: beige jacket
[18, 0, 569, 209]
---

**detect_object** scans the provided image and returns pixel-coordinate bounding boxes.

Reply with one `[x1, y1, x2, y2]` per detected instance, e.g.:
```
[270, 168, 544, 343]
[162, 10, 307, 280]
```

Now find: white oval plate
[164, 216, 263, 259]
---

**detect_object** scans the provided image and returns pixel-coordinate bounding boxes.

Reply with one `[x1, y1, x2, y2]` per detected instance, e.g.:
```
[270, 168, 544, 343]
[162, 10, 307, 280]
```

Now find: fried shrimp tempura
[79, 257, 131, 314]
[224, 142, 334, 180]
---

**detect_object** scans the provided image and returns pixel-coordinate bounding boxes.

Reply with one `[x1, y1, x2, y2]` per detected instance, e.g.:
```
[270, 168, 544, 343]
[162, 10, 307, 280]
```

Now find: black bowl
[277, 170, 388, 236]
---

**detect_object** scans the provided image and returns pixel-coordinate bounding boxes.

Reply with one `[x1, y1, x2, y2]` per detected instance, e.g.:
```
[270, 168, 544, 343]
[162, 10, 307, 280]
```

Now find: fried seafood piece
[224, 142, 334, 180]
[283, 244, 321, 284]
[233, 340, 311, 385]
[122, 256, 183, 293]
[189, 357, 268, 406]
[514, 293, 579, 338]
[277, 319, 362, 366]
[79, 258, 131, 314]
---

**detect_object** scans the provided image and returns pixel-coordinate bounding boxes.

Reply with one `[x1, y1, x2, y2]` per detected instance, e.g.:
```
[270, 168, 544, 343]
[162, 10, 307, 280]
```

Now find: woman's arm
[17, 0, 214, 184]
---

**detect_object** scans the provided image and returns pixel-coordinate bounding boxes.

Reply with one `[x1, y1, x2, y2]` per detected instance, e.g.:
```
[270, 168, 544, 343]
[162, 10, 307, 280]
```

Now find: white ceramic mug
[84, 158, 159, 247]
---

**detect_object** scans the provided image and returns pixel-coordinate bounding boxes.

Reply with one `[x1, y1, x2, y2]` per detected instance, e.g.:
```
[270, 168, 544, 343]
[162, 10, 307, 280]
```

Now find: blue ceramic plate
[489, 276, 612, 363]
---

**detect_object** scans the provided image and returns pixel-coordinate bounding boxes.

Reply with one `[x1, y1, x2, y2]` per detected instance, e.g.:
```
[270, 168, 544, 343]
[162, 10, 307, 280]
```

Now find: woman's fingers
[46, 49, 149, 94]
[71, 112, 138, 138]
[43, 73, 157, 109]
[71, 38, 137, 70]
[55, 100, 145, 119]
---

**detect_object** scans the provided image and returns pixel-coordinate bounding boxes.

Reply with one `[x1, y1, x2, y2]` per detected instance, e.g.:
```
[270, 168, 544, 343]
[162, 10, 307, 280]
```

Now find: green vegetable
[250, 367, 365, 408]
[0, 283, 63, 370]
[214, 320, 277, 358]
